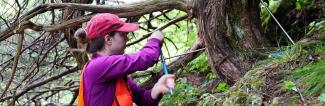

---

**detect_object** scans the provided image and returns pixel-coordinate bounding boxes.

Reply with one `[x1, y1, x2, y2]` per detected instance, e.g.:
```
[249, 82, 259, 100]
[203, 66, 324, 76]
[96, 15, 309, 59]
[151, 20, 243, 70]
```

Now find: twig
[0, 33, 45, 67]
[69, 90, 78, 106]
[0, 16, 11, 29]
[163, 42, 171, 58]
[137, 10, 172, 24]
[0, 67, 79, 102]
[12, 38, 65, 98]
[294, 81, 306, 106]
[0, 32, 24, 99]
[127, 15, 187, 46]
[164, 48, 205, 60]
[14, 0, 22, 22]
[164, 37, 178, 51]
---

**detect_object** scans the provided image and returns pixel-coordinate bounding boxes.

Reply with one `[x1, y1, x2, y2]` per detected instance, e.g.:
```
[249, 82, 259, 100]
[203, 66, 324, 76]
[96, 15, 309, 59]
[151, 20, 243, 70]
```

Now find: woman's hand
[151, 74, 175, 100]
[149, 30, 164, 41]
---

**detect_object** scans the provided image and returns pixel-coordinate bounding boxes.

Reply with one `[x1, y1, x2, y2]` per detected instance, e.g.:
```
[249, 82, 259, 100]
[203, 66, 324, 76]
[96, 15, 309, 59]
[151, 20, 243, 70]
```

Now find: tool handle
[160, 49, 173, 94]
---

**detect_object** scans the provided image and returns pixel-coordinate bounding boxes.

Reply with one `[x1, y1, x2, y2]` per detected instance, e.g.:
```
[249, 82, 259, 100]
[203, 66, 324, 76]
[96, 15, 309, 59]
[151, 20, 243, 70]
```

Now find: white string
[260, 0, 295, 45]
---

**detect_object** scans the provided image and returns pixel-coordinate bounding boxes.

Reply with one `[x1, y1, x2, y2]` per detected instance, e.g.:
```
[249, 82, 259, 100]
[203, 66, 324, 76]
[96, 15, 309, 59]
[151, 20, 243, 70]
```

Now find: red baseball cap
[86, 13, 139, 40]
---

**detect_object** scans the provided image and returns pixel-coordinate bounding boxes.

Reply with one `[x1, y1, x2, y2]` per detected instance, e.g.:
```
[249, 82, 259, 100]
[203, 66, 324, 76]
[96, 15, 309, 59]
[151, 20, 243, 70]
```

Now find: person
[76, 13, 175, 106]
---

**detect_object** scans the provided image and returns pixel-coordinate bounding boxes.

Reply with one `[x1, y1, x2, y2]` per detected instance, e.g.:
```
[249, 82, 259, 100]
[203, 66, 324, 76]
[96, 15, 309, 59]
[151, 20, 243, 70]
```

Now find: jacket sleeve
[87, 38, 162, 82]
[127, 77, 162, 106]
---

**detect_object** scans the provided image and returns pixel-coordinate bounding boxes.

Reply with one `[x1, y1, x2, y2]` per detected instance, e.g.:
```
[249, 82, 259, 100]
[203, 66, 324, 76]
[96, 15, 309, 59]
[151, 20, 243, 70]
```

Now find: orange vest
[78, 64, 133, 106]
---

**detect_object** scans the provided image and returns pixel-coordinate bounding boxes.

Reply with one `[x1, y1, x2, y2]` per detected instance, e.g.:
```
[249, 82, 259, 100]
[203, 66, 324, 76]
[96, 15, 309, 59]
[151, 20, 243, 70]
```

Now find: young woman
[76, 13, 175, 106]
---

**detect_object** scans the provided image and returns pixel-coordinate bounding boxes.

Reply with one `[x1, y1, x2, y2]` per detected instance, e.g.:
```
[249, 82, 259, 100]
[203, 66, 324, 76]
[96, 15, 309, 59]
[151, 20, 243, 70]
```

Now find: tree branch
[0, 67, 79, 102]
[127, 15, 188, 46]
[0, 16, 11, 29]
[0, 32, 24, 99]
[138, 9, 173, 24]
[0, 0, 189, 42]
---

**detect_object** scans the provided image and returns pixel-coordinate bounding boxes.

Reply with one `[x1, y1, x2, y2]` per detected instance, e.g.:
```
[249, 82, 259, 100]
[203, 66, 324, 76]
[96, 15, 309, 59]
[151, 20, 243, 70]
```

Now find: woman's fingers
[149, 30, 164, 41]
[152, 74, 176, 94]
[166, 77, 175, 89]
[158, 74, 175, 90]
[157, 74, 174, 83]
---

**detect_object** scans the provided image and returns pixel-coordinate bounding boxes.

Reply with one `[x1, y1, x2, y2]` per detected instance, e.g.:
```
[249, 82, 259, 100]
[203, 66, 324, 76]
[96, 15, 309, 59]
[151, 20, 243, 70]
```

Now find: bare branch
[0, 0, 189, 42]
[138, 10, 172, 24]
[0, 66, 79, 102]
[127, 15, 188, 46]
[165, 37, 179, 51]
[0, 32, 24, 99]
[0, 16, 11, 29]
[14, 0, 22, 21]
[12, 38, 65, 97]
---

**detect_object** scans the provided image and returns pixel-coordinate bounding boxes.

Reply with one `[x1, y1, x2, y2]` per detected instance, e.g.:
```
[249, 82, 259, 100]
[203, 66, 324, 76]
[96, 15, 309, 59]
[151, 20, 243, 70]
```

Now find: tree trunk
[193, 0, 269, 84]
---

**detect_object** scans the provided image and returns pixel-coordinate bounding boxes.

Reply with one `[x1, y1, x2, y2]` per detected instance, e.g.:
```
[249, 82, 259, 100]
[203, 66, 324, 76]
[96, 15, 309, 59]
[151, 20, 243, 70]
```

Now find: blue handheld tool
[160, 49, 173, 94]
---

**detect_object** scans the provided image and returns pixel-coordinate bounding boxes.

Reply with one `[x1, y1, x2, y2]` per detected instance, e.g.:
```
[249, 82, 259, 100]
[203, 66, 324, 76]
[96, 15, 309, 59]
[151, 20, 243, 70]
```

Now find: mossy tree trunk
[193, 0, 269, 84]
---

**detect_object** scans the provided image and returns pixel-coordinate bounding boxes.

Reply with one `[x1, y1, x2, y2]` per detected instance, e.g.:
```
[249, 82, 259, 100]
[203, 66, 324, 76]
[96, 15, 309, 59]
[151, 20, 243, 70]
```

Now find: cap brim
[115, 23, 139, 32]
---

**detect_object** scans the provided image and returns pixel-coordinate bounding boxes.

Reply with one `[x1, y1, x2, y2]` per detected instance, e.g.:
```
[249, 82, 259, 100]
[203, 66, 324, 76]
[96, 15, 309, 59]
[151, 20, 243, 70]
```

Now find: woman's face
[108, 32, 129, 54]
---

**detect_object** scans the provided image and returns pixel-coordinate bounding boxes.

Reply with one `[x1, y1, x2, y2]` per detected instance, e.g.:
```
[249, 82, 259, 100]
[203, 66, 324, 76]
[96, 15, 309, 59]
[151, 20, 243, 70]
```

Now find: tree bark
[226, 0, 269, 48]
[193, 0, 269, 84]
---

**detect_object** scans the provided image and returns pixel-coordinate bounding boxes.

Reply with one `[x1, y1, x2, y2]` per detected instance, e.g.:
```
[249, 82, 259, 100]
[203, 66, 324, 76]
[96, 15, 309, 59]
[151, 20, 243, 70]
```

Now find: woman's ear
[105, 35, 113, 46]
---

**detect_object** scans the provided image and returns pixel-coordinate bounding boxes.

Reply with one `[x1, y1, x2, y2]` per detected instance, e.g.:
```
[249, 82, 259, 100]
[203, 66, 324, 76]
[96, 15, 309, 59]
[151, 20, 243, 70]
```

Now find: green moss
[288, 60, 325, 96]
[198, 93, 227, 106]
[221, 62, 270, 105]
[233, 24, 244, 39]
[223, 91, 248, 105]
[198, 32, 325, 105]
[223, 91, 263, 106]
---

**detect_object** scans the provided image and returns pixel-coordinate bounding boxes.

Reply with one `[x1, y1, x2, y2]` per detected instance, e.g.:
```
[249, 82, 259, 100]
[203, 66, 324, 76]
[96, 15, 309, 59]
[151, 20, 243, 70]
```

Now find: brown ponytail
[74, 28, 89, 52]
[74, 28, 117, 53]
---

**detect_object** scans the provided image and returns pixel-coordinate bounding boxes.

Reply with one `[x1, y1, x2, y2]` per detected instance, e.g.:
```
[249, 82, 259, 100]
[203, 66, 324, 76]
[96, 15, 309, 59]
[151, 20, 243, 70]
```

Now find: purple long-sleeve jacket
[82, 38, 162, 106]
